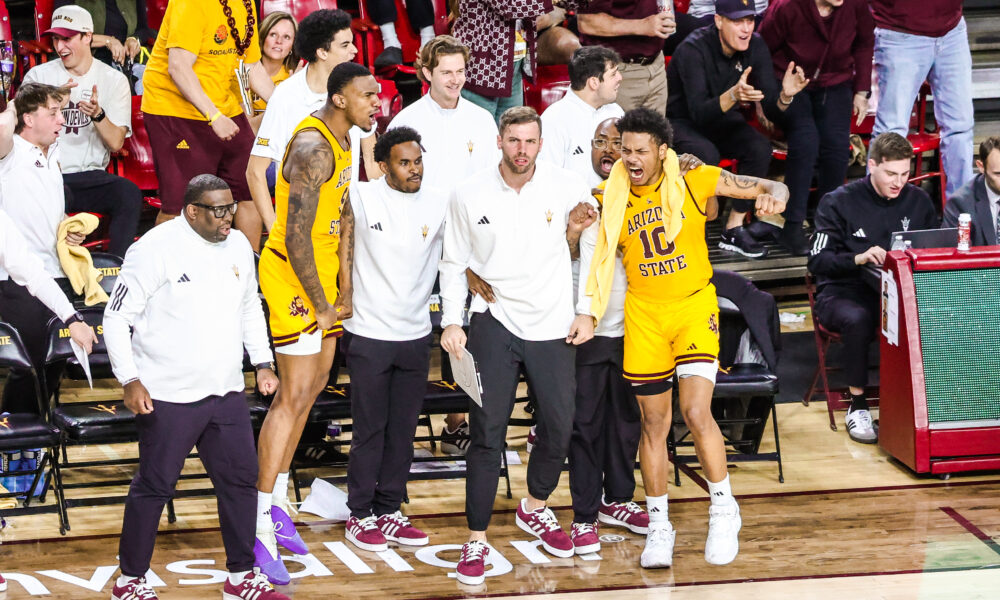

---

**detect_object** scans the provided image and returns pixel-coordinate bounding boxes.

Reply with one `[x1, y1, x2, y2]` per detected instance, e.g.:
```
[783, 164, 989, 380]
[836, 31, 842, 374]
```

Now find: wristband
[778, 93, 793, 106]
[208, 111, 223, 124]
[93, 108, 106, 122]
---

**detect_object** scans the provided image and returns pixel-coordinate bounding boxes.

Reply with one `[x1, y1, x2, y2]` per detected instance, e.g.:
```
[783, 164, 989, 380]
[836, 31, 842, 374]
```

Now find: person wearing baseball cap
[24, 4, 142, 260]
[665, 0, 809, 260]
[49, 1, 155, 65]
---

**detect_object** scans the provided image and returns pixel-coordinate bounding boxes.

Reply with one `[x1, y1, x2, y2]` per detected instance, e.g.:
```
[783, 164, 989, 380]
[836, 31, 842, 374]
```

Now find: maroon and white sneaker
[456, 540, 489, 585]
[345, 515, 388, 552]
[570, 522, 601, 554]
[0, 573, 6, 592]
[515, 499, 574, 558]
[223, 569, 290, 600]
[599, 499, 650, 534]
[111, 577, 158, 600]
[526, 425, 537, 454]
[377, 510, 429, 546]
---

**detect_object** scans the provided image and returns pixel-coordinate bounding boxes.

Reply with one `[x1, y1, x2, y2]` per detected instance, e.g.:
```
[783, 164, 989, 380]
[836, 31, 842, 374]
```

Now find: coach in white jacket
[104, 175, 287, 600]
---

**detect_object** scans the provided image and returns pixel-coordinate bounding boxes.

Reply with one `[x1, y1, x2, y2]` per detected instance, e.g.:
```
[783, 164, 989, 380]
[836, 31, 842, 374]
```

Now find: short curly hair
[294, 9, 352, 63]
[617, 107, 673, 148]
[375, 127, 423, 163]
[327, 62, 372, 98]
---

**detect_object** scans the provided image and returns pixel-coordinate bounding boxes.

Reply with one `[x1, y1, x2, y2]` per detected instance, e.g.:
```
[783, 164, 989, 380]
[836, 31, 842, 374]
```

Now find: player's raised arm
[714, 170, 789, 217]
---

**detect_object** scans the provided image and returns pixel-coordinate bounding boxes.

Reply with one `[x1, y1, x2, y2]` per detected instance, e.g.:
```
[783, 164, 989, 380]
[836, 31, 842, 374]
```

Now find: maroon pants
[143, 112, 254, 214]
[118, 390, 258, 576]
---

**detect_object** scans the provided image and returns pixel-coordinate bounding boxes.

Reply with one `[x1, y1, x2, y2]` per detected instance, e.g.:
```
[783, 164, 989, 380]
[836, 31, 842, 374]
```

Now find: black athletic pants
[343, 331, 432, 519]
[781, 84, 853, 225]
[367, 0, 434, 29]
[64, 169, 143, 258]
[119, 391, 258, 576]
[814, 283, 879, 389]
[465, 310, 576, 531]
[0, 279, 69, 414]
[568, 335, 641, 524]
[670, 116, 772, 214]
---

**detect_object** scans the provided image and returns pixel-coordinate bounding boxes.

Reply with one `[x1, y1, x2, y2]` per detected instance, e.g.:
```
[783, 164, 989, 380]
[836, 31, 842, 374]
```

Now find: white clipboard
[448, 347, 483, 407]
[70, 339, 93, 389]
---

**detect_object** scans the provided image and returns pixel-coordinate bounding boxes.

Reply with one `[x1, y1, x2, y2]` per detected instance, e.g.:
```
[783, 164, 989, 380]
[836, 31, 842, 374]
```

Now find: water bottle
[20, 449, 37, 494]
[890, 234, 906, 251]
[957, 213, 971, 251]
[903, 240, 913, 251]
[3, 451, 20, 493]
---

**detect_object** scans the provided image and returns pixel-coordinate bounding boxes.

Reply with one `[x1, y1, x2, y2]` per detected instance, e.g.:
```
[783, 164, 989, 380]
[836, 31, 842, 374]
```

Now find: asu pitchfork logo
[0, 417, 9, 430]
[91, 404, 118, 415]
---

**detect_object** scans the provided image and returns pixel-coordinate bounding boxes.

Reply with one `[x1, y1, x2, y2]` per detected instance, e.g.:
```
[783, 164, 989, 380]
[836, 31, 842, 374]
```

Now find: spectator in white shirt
[387, 34, 499, 451]
[539, 45, 624, 186]
[246, 9, 379, 241]
[105, 174, 286, 600]
[0, 83, 85, 414]
[438, 106, 597, 585]
[25, 5, 142, 258]
[340, 127, 446, 552]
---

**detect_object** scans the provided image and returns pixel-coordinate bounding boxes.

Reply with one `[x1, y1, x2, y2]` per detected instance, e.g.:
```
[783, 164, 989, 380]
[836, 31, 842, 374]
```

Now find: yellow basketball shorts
[259, 246, 343, 351]
[622, 284, 720, 383]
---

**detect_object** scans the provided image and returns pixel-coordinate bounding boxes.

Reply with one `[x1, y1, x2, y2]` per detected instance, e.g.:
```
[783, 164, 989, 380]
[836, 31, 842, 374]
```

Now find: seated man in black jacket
[666, 0, 808, 259]
[943, 136, 1000, 246]
[807, 132, 937, 444]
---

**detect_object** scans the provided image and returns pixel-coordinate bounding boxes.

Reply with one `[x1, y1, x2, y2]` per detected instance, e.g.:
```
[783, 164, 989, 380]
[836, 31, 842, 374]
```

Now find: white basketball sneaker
[640, 523, 676, 569]
[705, 502, 741, 565]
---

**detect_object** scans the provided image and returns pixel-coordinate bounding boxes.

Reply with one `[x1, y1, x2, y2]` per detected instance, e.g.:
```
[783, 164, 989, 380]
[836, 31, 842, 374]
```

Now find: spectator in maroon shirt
[758, 0, 874, 255]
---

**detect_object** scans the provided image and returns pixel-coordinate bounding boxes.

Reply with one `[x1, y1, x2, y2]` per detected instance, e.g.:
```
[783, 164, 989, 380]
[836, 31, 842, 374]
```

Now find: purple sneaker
[254, 532, 290, 585]
[271, 504, 308, 555]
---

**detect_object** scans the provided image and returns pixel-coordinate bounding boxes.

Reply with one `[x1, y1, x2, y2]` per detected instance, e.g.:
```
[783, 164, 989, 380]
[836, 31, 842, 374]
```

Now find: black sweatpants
[465, 310, 576, 531]
[568, 335, 641, 524]
[670, 116, 772, 214]
[781, 84, 853, 224]
[367, 0, 434, 29]
[64, 169, 143, 258]
[343, 331, 432, 518]
[0, 279, 69, 414]
[814, 283, 879, 389]
[119, 391, 258, 576]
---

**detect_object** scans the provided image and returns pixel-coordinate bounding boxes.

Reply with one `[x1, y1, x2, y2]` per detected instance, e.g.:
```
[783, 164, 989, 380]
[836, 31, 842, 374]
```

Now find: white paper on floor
[779, 311, 806, 324]
[299, 477, 350, 521]
[408, 449, 522, 474]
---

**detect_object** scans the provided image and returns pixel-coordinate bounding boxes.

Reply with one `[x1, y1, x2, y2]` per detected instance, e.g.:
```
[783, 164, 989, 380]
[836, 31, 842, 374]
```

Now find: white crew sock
[228, 570, 251, 585]
[380, 23, 401, 48]
[272, 472, 289, 509]
[645, 493, 669, 526]
[419, 25, 435, 48]
[256, 490, 273, 532]
[707, 473, 736, 507]
[116, 575, 139, 587]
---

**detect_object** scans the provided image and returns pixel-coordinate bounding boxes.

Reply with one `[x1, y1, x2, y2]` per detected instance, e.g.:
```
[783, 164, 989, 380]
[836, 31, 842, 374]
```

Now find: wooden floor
[3, 392, 1000, 598]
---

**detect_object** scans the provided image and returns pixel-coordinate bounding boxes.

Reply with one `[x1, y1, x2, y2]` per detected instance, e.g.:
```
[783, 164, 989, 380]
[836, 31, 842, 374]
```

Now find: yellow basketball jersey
[265, 115, 352, 266]
[597, 165, 721, 304]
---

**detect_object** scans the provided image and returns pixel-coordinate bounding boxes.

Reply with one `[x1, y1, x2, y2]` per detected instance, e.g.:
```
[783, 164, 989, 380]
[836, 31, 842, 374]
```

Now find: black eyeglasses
[592, 139, 622, 151]
[192, 202, 238, 218]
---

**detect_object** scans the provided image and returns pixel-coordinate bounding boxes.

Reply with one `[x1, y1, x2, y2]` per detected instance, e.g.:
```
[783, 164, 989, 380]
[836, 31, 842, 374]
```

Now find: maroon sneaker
[111, 577, 158, 600]
[571, 522, 601, 554]
[599, 499, 650, 534]
[377, 510, 429, 546]
[345, 515, 388, 552]
[515, 499, 574, 558]
[223, 570, 290, 600]
[455, 540, 489, 585]
[526, 425, 537, 454]
[0, 573, 6, 592]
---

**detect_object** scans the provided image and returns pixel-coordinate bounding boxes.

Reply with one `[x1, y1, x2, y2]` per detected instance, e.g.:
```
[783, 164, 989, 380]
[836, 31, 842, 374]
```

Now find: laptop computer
[890, 227, 959, 249]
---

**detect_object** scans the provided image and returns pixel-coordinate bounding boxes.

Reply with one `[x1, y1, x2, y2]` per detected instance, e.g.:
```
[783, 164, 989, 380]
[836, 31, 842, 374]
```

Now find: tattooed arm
[334, 190, 355, 320]
[284, 130, 338, 330]
[714, 170, 789, 217]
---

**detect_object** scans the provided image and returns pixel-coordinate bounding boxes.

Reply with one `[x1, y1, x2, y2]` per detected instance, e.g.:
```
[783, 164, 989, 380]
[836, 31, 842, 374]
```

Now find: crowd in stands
[0, 0, 994, 597]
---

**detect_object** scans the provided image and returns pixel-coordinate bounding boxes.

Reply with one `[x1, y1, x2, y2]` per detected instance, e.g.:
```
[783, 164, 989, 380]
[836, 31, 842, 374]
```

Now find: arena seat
[523, 64, 570, 114]
[0, 1, 12, 41]
[356, 0, 421, 75]
[375, 76, 403, 132]
[907, 83, 946, 208]
[0, 321, 68, 534]
[147, 0, 169, 30]
[113, 96, 161, 210]
[802, 271, 879, 431]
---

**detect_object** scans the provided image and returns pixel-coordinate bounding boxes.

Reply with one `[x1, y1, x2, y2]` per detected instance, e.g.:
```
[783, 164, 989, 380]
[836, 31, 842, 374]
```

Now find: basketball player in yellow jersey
[581, 108, 788, 570]
[254, 62, 380, 584]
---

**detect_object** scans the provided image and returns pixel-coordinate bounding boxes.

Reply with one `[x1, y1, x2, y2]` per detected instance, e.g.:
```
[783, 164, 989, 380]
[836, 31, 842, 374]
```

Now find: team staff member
[581, 108, 788, 569]
[341, 128, 446, 552]
[439, 106, 598, 584]
[808, 133, 937, 443]
[539, 46, 624, 186]
[105, 175, 286, 600]
[255, 62, 380, 585]
[388, 35, 499, 453]
[667, 0, 808, 258]
[141, 0, 275, 248]
[0, 84, 84, 414]
[943, 136, 1000, 247]
[248, 9, 379, 236]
